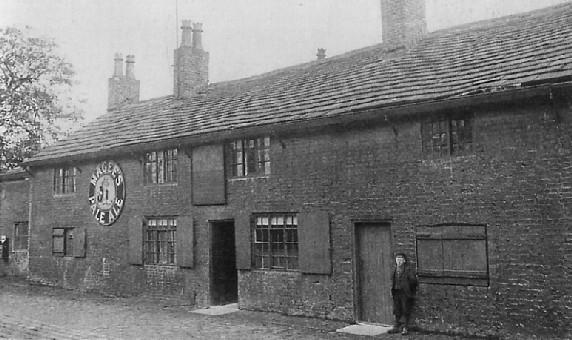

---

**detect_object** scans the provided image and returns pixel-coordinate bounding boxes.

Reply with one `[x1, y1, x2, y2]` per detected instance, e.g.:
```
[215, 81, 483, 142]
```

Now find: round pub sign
[88, 160, 125, 226]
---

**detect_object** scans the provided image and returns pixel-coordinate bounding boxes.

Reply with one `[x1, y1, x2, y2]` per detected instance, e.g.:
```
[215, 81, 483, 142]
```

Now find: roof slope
[27, 2, 572, 164]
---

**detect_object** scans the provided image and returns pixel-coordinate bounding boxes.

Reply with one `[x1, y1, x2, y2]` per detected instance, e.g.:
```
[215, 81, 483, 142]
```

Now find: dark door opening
[355, 222, 393, 324]
[210, 220, 238, 305]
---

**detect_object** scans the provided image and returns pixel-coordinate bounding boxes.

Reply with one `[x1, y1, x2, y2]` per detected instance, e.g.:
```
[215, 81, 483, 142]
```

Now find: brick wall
[26, 96, 572, 338]
[0, 177, 30, 277]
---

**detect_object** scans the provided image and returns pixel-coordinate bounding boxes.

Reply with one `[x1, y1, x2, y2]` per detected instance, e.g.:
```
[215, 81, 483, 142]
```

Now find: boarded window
[192, 144, 226, 205]
[416, 224, 488, 286]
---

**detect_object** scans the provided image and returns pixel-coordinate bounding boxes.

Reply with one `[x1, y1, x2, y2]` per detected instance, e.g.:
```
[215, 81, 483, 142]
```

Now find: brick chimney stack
[108, 53, 140, 110]
[174, 20, 209, 99]
[380, 0, 426, 46]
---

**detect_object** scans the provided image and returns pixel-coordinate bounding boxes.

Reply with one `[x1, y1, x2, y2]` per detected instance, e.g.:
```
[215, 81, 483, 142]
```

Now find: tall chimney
[113, 53, 123, 77]
[174, 20, 209, 98]
[125, 55, 136, 79]
[108, 53, 140, 110]
[380, 0, 426, 46]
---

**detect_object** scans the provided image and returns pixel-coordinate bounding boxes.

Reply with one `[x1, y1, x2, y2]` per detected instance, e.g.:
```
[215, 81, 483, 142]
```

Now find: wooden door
[356, 223, 393, 324]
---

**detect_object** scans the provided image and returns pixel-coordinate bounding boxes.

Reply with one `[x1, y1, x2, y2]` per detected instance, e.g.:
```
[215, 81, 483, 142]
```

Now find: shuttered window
[52, 228, 74, 256]
[144, 218, 177, 265]
[416, 224, 488, 286]
[242, 211, 331, 274]
[253, 214, 298, 271]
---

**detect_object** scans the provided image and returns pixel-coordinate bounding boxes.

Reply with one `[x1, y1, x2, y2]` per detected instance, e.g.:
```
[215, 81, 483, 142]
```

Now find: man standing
[388, 252, 418, 335]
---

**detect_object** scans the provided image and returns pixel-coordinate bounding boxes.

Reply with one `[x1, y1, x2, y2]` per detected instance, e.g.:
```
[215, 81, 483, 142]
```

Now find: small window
[52, 228, 74, 256]
[228, 137, 270, 177]
[253, 213, 298, 271]
[416, 224, 488, 286]
[14, 221, 29, 250]
[422, 115, 473, 156]
[54, 167, 78, 194]
[144, 218, 177, 265]
[144, 149, 178, 184]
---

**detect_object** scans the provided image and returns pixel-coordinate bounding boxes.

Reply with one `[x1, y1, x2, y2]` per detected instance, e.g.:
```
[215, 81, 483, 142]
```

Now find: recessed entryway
[210, 220, 238, 306]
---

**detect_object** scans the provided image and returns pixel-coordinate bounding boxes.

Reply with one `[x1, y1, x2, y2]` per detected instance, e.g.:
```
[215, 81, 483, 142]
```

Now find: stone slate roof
[25, 2, 572, 165]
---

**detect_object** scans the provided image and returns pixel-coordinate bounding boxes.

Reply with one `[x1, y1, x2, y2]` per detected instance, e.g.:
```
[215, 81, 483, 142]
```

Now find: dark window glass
[228, 137, 270, 177]
[144, 149, 178, 184]
[423, 116, 473, 156]
[144, 218, 177, 265]
[253, 214, 298, 271]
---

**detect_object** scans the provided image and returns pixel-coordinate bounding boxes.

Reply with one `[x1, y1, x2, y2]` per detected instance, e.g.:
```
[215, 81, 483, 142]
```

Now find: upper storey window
[54, 167, 77, 194]
[144, 149, 178, 184]
[228, 137, 270, 177]
[422, 115, 473, 157]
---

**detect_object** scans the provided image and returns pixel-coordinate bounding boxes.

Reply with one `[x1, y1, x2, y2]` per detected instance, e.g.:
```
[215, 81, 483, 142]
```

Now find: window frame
[415, 224, 489, 286]
[143, 148, 178, 185]
[252, 213, 298, 271]
[52, 227, 74, 257]
[143, 217, 177, 266]
[13, 221, 29, 251]
[53, 166, 78, 195]
[227, 137, 271, 178]
[422, 114, 474, 157]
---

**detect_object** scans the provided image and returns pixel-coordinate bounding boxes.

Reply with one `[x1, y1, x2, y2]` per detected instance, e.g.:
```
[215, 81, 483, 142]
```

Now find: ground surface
[0, 277, 474, 340]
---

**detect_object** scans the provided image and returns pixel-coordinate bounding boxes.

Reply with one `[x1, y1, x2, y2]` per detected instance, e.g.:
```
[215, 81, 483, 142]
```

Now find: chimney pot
[174, 20, 209, 98]
[181, 20, 193, 47]
[125, 55, 135, 79]
[108, 53, 140, 110]
[192, 22, 204, 50]
[113, 53, 123, 77]
[316, 48, 326, 60]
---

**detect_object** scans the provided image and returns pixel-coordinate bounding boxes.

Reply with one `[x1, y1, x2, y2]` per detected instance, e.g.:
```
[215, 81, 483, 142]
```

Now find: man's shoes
[401, 327, 408, 335]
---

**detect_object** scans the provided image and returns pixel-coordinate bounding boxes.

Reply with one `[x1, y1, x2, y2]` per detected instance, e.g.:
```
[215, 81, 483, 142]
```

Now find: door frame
[352, 218, 393, 323]
[208, 218, 237, 305]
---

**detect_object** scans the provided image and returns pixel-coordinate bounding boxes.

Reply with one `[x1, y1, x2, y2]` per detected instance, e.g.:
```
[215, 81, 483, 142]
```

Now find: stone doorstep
[336, 323, 393, 336]
[191, 302, 239, 316]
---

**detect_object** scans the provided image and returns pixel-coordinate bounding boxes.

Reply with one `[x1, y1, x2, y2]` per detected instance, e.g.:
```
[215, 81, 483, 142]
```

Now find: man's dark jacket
[391, 264, 418, 298]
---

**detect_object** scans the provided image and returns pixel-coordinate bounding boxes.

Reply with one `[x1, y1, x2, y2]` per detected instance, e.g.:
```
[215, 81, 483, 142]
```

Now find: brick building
[0, 168, 30, 277]
[18, 1, 572, 338]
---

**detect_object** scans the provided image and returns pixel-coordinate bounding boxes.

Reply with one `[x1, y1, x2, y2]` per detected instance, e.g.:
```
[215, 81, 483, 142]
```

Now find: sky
[1, 0, 571, 123]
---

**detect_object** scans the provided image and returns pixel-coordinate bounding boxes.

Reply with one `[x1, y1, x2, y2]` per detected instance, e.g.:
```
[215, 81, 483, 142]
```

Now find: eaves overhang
[21, 81, 572, 168]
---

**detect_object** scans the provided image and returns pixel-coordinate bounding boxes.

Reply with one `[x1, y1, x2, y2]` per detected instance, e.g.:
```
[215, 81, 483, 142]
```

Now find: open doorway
[210, 220, 238, 305]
